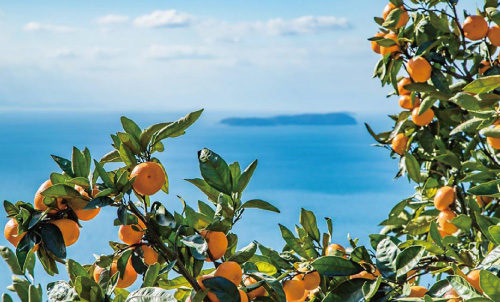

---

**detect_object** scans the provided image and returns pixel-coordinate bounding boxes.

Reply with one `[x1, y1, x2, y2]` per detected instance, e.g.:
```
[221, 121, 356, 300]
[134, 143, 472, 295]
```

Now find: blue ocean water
[0, 111, 413, 294]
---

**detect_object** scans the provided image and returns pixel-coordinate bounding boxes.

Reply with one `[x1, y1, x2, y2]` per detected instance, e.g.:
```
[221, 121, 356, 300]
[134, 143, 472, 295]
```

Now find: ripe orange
[380, 33, 399, 56]
[466, 270, 482, 293]
[487, 125, 500, 149]
[48, 219, 80, 246]
[325, 243, 346, 258]
[141, 245, 159, 265]
[399, 95, 421, 110]
[397, 78, 413, 95]
[476, 196, 493, 207]
[479, 60, 491, 75]
[244, 277, 267, 299]
[291, 290, 309, 302]
[197, 275, 221, 302]
[73, 185, 100, 221]
[294, 271, 321, 291]
[34, 180, 67, 213]
[382, 2, 409, 29]
[463, 16, 489, 41]
[93, 259, 137, 288]
[438, 227, 452, 238]
[4, 219, 25, 247]
[488, 25, 500, 46]
[239, 290, 249, 302]
[118, 219, 146, 245]
[349, 270, 379, 280]
[214, 261, 242, 286]
[412, 107, 434, 126]
[201, 230, 228, 261]
[407, 57, 432, 83]
[130, 162, 165, 196]
[437, 210, 458, 235]
[283, 280, 306, 302]
[408, 286, 428, 297]
[444, 289, 461, 302]
[371, 33, 385, 54]
[434, 186, 455, 211]
[391, 133, 408, 155]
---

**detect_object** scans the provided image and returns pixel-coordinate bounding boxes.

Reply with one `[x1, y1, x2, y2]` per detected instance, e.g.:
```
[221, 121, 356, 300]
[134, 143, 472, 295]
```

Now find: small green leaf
[241, 200, 280, 213]
[463, 75, 500, 94]
[312, 256, 363, 277]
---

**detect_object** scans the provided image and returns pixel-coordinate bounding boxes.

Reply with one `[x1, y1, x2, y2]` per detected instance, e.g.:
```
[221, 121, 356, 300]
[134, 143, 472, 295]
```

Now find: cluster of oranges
[433, 186, 459, 237]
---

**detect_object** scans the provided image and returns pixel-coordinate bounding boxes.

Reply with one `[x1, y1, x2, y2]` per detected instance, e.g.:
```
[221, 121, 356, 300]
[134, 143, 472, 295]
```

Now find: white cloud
[96, 14, 129, 25]
[23, 22, 77, 33]
[147, 45, 212, 60]
[89, 47, 122, 59]
[134, 10, 193, 28]
[47, 48, 77, 58]
[256, 16, 351, 35]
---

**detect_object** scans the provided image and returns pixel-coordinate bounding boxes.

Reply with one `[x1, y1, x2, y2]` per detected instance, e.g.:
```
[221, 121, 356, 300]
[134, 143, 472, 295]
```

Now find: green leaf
[142, 263, 160, 287]
[278, 224, 310, 260]
[299, 208, 320, 242]
[395, 246, 425, 278]
[480, 269, 500, 301]
[235, 160, 257, 193]
[40, 184, 81, 199]
[72, 147, 87, 178]
[28, 285, 42, 302]
[228, 242, 257, 264]
[100, 150, 121, 164]
[2, 294, 13, 302]
[41, 223, 67, 259]
[447, 275, 481, 299]
[51, 155, 75, 178]
[322, 279, 365, 302]
[452, 214, 472, 231]
[450, 118, 483, 135]
[469, 180, 500, 196]
[0, 246, 23, 275]
[120, 116, 141, 140]
[463, 75, 500, 94]
[119, 144, 137, 166]
[202, 277, 240, 302]
[151, 109, 203, 145]
[117, 132, 141, 155]
[138, 122, 170, 149]
[198, 148, 233, 195]
[487, 7, 500, 26]
[93, 160, 114, 188]
[375, 238, 399, 280]
[67, 259, 90, 283]
[185, 179, 220, 204]
[84, 197, 114, 210]
[431, 69, 451, 94]
[481, 245, 500, 268]
[362, 277, 382, 301]
[241, 199, 280, 213]
[312, 256, 363, 277]
[181, 234, 208, 260]
[404, 152, 421, 183]
[480, 127, 500, 138]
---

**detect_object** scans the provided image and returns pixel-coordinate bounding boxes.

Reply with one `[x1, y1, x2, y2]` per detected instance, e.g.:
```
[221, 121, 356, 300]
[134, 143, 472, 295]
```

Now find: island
[220, 112, 356, 126]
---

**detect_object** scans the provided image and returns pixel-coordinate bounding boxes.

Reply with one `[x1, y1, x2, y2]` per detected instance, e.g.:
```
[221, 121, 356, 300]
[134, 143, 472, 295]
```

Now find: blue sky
[0, 1, 390, 114]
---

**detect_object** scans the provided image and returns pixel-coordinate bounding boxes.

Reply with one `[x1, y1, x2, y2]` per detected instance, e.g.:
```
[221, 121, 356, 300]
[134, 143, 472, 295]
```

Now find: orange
[437, 210, 458, 235]
[130, 162, 165, 196]
[93, 259, 137, 288]
[487, 125, 500, 149]
[350, 266, 380, 280]
[479, 60, 491, 75]
[463, 16, 489, 41]
[466, 270, 482, 293]
[214, 261, 242, 286]
[197, 275, 220, 302]
[371, 33, 385, 54]
[382, 2, 409, 29]
[201, 230, 228, 261]
[407, 57, 432, 83]
[48, 219, 80, 246]
[476, 196, 493, 207]
[380, 33, 399, 56]
[294, 271, 320, 291]
[434, 186, 455, 211]
[141, 245, 159, 265]
[391, 133, 408, 155]
[325, 243, 346, 258]
[412, 107, 434, 126]
[34, 180, 67, 213]
[444, 289, 461, 302]
[397, 78, 413, 95]
[291, 290, 309, 302]
[244, 277, 267, 299]
[4, 219, 25, 247]
[408, 286, 428, 297]
[399, 95, 421, 110]
[488, 25, 500, 46]
[73, 185, 100, 221]
[239, 290, 249, 302]
[283, 280, 306, 302]
[438, 227, 452, 238]
[118, 219, 146, 245]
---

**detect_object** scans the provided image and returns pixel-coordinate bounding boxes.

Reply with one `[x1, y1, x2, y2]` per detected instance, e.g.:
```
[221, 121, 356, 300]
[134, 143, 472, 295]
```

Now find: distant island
[220, 112, 356, 126]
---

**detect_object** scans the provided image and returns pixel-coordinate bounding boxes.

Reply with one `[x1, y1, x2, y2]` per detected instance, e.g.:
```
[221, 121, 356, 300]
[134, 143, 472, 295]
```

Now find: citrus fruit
[201, 230, 228, 261]
[214, 261, 242, 286]
[434, 186, 455, 211]
[48, 219, 80, 246]
[463, 16, 488, 41]
[130, 162, 165, 196]
[437, 210, 458, 234]
[412, 107, 434, 126]
[391, 133, 408, 155]
[407, 57, 432, 83]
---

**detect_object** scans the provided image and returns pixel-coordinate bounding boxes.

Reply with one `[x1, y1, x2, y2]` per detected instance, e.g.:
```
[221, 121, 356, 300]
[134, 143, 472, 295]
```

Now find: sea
[0, 111, 414, 296]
